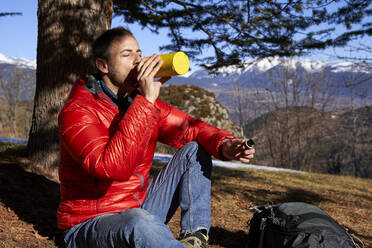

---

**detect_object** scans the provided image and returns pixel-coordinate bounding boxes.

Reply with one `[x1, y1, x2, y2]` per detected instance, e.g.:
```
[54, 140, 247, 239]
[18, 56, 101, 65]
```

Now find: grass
[0, 143, 371, 247]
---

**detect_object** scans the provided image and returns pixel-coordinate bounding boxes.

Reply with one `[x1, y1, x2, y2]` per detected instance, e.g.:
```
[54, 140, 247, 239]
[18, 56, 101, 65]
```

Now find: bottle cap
[146, 52, 190, 78]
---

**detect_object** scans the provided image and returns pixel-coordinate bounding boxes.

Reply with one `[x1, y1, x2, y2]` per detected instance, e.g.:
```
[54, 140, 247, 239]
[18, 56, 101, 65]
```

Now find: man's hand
[221, 138, 255, 163]
[136, 54, 165, 104]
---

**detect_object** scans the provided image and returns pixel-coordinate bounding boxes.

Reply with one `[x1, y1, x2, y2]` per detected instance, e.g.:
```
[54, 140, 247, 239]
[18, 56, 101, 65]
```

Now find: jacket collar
[84, 74, 141, 111]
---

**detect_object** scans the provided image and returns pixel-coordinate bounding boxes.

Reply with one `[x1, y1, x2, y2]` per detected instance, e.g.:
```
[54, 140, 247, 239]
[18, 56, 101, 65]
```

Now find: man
[58, 27, 255, 248]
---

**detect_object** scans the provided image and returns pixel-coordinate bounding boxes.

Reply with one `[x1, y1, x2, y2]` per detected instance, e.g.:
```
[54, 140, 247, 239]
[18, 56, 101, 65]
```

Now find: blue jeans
[64, 142, 213, 248]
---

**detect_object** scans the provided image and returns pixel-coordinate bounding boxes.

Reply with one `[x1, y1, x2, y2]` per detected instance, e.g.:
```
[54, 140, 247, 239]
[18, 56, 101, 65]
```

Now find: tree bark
[28, 0, 113, 178]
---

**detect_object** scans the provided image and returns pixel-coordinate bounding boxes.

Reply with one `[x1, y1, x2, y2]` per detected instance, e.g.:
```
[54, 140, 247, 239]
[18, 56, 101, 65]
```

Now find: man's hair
[92, 27, 133, 61]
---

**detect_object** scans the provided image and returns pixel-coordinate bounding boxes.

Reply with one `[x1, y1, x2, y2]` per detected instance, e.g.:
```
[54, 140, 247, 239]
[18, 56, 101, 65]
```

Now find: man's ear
[96, 58, 109, 74]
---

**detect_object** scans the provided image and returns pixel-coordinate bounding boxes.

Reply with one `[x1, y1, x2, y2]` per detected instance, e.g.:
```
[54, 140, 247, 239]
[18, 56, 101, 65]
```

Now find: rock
[159, 84, 243, 137]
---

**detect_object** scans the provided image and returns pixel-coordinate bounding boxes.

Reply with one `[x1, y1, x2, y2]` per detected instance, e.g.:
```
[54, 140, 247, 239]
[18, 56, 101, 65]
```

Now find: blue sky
[0, 0, 38, 60]
[1, 0, 371, 64]
[0, 0, 171, 61]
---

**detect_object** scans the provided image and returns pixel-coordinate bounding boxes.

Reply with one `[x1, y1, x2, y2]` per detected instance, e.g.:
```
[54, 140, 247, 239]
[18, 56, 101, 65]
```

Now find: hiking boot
[179, 230, 208, 248]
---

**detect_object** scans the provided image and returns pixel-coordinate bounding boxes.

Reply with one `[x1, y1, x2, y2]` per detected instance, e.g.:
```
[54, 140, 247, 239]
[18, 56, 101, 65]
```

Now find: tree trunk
[28, 0, 113, 178]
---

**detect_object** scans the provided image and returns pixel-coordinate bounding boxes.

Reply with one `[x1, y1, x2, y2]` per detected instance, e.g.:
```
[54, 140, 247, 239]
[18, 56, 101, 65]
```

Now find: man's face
[106, 35, 142, 87]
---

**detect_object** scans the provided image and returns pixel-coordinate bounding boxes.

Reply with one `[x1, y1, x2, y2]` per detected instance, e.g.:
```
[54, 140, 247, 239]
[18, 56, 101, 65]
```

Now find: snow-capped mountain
[173, 56, 370, 88]
[0, 54, 36, 101]
[0, 53, 36, 69]
[168, 56, 371, 99]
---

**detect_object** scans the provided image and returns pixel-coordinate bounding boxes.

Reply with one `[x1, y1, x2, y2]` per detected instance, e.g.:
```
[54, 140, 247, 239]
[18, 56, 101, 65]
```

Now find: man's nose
[134, 54, 141, 65]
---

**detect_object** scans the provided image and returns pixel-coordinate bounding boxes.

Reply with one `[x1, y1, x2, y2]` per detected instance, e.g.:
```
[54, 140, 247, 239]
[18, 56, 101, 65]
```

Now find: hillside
[0, 99, 33, 139]
[0, 142, 371, 248]
[244, 106, 372, 178]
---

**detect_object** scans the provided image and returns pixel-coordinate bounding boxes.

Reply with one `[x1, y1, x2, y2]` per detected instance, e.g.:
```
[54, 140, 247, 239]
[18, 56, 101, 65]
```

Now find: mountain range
[1, 53, 371, 116]
[172, 56, 370, 86]
[0, 54, 36, 70]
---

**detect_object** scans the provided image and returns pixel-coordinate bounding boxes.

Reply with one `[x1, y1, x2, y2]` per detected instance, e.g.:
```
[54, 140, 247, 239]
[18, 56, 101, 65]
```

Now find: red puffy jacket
[57, 78, 234, 230]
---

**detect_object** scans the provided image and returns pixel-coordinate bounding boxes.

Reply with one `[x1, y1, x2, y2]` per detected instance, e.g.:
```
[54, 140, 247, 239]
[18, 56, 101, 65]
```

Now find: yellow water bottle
[146, 52, 190, 78]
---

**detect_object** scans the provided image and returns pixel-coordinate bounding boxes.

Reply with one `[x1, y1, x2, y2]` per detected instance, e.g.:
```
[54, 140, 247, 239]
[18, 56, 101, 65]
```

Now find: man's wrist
[218, 139, 230, 161]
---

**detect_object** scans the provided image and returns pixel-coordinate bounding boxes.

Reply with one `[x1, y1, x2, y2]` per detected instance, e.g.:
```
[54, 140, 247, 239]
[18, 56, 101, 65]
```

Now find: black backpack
[247, 202, 363, 248]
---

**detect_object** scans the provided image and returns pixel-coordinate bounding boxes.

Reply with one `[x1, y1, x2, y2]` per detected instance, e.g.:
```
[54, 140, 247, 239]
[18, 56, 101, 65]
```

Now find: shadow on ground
[209, 226, 248, 247]
[0, 160, 65, 247]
